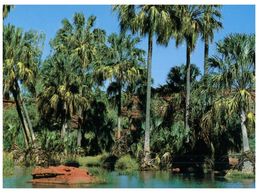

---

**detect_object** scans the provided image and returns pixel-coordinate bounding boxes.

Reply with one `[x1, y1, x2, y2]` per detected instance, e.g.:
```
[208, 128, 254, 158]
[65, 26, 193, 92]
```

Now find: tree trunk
[204, 36, 209, 76]
[185, 43, 191, 142]
[14, 79, 35, 143]
[19, 93, 35, 142]
[144, 31, 153, 162]
[117, 84, 122, 139]
[11, 89, 30, 148]
[210, 142, 215, 166]
[21, 98, 35, 141]
[241, 108, 250, 152]
[61, 117, 68, 138]
[77, 127, 82, 147]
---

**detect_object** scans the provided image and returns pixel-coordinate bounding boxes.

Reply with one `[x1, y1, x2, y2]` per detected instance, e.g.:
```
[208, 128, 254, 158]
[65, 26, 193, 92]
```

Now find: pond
[3, 166, 255, 188]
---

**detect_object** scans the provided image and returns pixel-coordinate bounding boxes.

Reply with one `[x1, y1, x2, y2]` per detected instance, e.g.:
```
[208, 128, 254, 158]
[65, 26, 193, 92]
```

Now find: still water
[3, 167, 255, 188]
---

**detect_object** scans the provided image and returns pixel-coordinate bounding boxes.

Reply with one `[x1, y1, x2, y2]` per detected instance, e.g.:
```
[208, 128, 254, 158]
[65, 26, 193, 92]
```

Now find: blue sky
[4, 5, 255, 87]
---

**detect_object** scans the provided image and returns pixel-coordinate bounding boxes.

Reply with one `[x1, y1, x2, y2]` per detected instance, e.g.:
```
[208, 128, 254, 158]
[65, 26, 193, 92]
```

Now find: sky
[3, 5, 255, 87]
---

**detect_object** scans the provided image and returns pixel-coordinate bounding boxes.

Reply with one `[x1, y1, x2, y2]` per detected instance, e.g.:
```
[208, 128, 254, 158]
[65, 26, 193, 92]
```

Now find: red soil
[29, 165, 96, 185]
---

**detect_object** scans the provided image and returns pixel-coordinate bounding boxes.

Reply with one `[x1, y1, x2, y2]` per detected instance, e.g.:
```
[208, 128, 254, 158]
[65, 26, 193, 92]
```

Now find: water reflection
[3, 167, 255, 188]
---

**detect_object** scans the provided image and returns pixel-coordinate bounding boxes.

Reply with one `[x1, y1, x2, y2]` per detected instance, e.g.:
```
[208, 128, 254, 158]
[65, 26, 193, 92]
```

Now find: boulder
[29, 165, 96, 185]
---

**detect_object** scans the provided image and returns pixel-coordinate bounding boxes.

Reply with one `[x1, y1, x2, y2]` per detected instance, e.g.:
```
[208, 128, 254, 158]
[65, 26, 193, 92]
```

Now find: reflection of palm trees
[139, 171, 156, 182]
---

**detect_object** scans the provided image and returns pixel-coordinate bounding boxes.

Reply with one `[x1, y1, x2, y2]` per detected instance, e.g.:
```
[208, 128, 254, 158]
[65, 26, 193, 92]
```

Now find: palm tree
[38, 13, 106, 147]
[113, 5, 172, 162]
[174, 5, 202, 140]
[156, 64, 200, 130]
[3, 24, 44, 147]
[201, 5, 222, 75]
[97, 33, 145, 139]
[3, 5, 14, 19]
[38, 53, 88, 139]
[207, 34, 255, 153]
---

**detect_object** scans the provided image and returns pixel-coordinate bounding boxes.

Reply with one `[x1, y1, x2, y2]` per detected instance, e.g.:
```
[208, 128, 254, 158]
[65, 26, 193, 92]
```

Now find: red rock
[29, 165, 96, 185]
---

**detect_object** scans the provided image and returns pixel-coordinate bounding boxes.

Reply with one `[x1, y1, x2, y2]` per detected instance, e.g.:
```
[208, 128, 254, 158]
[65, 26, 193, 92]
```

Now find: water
[3, 167, 255, 188]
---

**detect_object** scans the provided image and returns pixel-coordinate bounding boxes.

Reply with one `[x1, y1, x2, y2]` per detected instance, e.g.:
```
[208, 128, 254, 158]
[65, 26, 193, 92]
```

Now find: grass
[3, 152, 14, 176]
[87, 167, 111, 184]
[77, 153, 109, 167]
[115, 154, 139, 175]
[225, 169, 255, 179]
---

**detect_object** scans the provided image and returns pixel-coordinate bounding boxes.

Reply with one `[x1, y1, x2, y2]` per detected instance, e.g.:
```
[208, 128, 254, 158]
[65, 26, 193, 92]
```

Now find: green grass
[87, 167, 111, 184]
[115, 154, 139, 174]
[225, 169, 255, 179]
[3, 152, 14, 176]
[77, 153, 109, 167]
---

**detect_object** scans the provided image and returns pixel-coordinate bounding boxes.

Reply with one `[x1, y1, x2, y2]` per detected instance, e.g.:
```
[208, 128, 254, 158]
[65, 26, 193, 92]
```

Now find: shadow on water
[3, 166, 255, 188]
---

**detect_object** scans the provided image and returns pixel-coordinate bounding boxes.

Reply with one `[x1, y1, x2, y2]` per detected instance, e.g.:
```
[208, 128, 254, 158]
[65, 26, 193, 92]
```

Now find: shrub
[78, 153, 109, 167]
[3, 107, 24, 151]
[115, 154, 139, 172]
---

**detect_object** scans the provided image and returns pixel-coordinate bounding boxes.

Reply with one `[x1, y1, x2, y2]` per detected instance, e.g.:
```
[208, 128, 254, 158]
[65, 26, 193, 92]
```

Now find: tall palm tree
[208, 34, 255, 152]
[3, 24, 44, 147]
[174, 5, 202, 141]
[201, 5, 222, 75]
[97, 33, 145, 139]
[113, 5, 172, 162]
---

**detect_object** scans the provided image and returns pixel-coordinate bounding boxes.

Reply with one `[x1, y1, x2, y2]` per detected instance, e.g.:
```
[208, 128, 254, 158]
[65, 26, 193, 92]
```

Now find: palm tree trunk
[77, 107, 83, 147]
[185, 43, 191, 142]
[144, 31, 153, 162]
[20, 94, 35, 142]
[117, 83, 122, 139]
[241, 108, 250, 152]
[77, 127, 82, 147]
[61, 117, 68, 138]
[11, 89, 30, 148]
[204, 36, 209, 76]
[14, 79, 35, 142]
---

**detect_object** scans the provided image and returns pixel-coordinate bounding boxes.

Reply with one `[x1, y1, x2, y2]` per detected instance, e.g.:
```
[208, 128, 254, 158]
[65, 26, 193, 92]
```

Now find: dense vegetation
[3, 5, 255, 176]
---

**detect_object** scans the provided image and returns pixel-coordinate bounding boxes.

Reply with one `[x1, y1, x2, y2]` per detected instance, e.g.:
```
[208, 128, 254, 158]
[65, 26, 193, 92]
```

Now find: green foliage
[3, 107, 23, 151]
[78, 153, 109, 167]
[151, 121, 190, 156]
[38, 128, 80, 155]
[82, 98, 115, 155]
[3, 152, 14, 176]
[87, 167, 111, 183]
[115, 154, 139, 172]
[249, 135, 255, 152]
[38, 129, 64, 152]
[225, 169, 254, 179]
